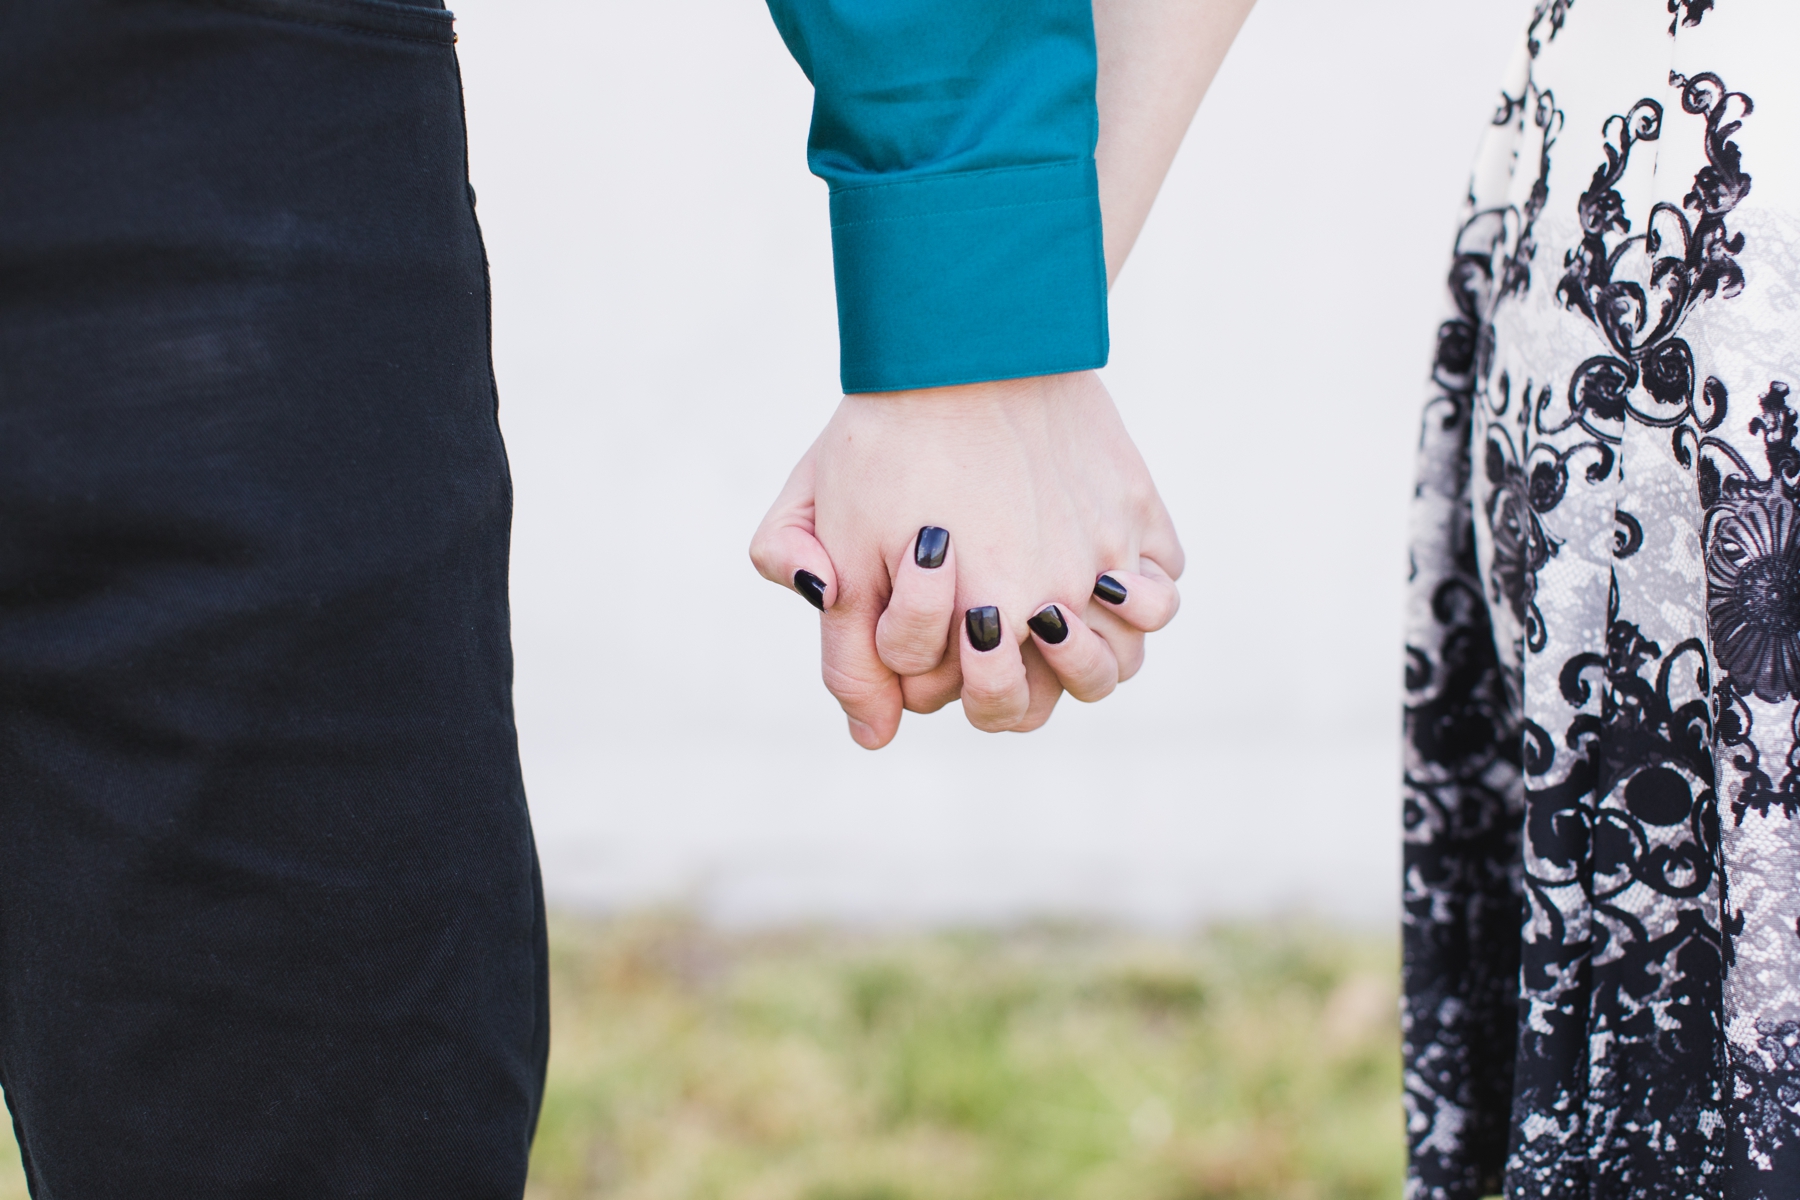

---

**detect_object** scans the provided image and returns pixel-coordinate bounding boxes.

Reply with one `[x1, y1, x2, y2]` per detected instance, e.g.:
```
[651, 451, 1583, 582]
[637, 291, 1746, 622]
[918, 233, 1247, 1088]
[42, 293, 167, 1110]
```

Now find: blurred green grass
[0, 915, 1402, 1200]
[529, 914, 1401, 1200]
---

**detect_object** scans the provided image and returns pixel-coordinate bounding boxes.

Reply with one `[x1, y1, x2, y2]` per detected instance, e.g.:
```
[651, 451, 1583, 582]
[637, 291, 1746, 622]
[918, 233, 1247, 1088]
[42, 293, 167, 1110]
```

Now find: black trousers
[0, 1, 547, 1195]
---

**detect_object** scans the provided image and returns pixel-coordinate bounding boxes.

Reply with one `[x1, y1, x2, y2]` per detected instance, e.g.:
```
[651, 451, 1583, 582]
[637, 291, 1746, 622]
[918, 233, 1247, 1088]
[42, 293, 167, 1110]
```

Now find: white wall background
[452, 0, 1527, 928]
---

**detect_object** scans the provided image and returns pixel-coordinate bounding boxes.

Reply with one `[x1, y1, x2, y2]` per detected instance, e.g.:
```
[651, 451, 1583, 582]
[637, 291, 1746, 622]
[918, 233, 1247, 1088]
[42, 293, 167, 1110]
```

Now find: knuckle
[1069, 677, 1117, 703]
[1128, 489, 1161, 527]
[967, 710, 1019, 733]
[901, 664, 961, 713]
[960, 679, 1015, 709]
[882, 648, 944, 677]
[747, 539, 781, 580]
[961, 686, 1028, 729]
[1050, 642, 1103, 682]
[904, 689, 955, 714]
[877, 619, 950, 676]
[1134, 607, 1171, 634]
[821, 661, 888, 708]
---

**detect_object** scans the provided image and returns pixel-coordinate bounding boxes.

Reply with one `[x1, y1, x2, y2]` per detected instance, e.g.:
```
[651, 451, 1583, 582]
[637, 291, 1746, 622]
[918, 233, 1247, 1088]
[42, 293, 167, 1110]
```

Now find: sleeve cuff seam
[831, 193, 1088, 231]
[826, 158, 1087, 201]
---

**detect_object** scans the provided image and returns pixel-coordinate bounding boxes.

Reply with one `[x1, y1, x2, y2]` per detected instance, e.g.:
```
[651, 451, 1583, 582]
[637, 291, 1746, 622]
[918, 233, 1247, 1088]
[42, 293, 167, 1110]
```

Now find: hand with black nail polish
[750, 371, 1185, 746]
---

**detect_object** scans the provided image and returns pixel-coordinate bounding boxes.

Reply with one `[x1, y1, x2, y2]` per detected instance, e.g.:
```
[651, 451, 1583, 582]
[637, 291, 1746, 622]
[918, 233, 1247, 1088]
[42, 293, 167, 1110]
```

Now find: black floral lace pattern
[1555, 73, 1747, 443]
[1731, 1017, 1800, 1180]
[1705, 394, 1800, 707]
[1399, 2, 1800, 1198]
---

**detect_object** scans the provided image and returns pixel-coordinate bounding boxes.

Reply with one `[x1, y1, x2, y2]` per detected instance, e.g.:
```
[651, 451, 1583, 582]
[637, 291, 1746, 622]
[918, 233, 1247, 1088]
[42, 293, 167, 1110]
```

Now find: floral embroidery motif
[1555, 72, 1749, 444]
[1704, 386, 1800, 704]
[1701, 384, 1800, 818]
[1402, 7, 1789, 1193]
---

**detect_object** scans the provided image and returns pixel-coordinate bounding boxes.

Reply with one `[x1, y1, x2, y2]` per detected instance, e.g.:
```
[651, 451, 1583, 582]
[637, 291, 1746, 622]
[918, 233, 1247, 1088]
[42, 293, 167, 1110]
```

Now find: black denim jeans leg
[0, 1, 547, 1195]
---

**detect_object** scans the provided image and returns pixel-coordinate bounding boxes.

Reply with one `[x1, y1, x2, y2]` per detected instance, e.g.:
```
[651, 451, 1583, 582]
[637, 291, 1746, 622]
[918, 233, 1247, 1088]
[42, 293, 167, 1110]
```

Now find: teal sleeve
[765, 0, 1109, 394]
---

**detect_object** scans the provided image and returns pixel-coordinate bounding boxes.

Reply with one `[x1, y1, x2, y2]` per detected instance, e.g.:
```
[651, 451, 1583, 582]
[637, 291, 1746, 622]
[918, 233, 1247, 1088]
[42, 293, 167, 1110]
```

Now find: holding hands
[750, 370, 1182, 748]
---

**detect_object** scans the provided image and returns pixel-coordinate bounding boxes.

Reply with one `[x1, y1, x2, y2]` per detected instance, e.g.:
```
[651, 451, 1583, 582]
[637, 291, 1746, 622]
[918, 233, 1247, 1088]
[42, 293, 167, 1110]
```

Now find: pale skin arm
[1095, 0, 1257, 285]
[751, 0, 1259, 749]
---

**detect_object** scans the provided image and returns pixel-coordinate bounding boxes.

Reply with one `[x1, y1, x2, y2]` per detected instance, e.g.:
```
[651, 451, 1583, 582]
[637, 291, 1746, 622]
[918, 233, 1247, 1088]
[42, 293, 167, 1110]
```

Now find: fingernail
[1027, 605, 1069, 645]
[965, 606, 1002, 652]
[1094, 575, 1128, 605]
[794, 570, 827, 611]
[915, 526, 949, 570]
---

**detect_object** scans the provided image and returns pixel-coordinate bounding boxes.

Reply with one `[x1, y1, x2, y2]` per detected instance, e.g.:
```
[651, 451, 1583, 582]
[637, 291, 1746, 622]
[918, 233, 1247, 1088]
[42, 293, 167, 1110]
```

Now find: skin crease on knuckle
[1073, 680, 1116, 704]
[1057, 652, 1115, 703]
[819, 659, 891, 711]
[960, 679, 1028, 726]
[877, 604, 954, 676]
[967, 707, 1027, 734]
[903, 682, 959, 714]
[882, 645, 944, 678]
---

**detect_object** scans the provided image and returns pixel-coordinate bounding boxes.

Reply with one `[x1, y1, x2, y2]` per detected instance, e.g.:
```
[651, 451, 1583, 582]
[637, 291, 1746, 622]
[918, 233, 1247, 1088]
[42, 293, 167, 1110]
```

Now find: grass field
[0, 915, 1403, 1199]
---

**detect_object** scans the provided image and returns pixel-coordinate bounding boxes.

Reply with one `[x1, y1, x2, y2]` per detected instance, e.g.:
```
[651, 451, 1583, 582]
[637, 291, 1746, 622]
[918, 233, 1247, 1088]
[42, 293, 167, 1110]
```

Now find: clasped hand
[751, 370, 1183, 748]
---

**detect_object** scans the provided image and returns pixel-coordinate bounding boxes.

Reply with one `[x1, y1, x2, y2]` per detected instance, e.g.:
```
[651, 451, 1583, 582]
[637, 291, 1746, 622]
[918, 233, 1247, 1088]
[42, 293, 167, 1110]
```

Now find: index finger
[876, 526, 958, 676]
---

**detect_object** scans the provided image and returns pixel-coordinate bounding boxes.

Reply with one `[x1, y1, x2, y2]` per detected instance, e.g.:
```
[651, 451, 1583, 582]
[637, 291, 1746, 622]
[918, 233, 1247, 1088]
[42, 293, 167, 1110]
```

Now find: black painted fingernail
[1094, 575, 1128, 605]
[1027, 605, 1069, 645]
[915, 526, 949, 570]
[965, 606, 1001, 652]
[794, 570, 827, 611]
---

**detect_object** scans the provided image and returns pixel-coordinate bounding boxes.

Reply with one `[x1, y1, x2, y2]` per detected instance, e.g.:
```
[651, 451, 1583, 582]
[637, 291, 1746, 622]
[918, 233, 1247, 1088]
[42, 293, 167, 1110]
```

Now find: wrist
[853, 369, 1093, 412]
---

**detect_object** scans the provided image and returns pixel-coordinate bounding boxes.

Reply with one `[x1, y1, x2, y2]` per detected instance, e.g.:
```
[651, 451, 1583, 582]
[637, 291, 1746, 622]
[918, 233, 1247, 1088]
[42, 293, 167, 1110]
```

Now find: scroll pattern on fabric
[1397, 2, 1800, 1198]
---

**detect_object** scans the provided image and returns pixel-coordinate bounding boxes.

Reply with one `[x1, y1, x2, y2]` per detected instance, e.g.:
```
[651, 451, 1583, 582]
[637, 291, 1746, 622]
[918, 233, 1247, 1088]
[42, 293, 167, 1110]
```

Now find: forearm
[1094, 0, 1257, 286]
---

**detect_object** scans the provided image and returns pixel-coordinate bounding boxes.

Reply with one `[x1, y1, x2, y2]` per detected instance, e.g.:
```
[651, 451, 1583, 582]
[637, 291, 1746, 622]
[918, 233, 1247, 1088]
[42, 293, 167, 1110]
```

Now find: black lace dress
[1402, 1, 1800, 1197]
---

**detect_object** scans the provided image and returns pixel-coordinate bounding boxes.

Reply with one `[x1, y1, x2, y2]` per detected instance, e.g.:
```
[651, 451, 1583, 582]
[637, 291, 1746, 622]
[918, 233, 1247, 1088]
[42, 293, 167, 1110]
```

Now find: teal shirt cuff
[766, 0, 1109, 396]
[830, 159, 1108, 394]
